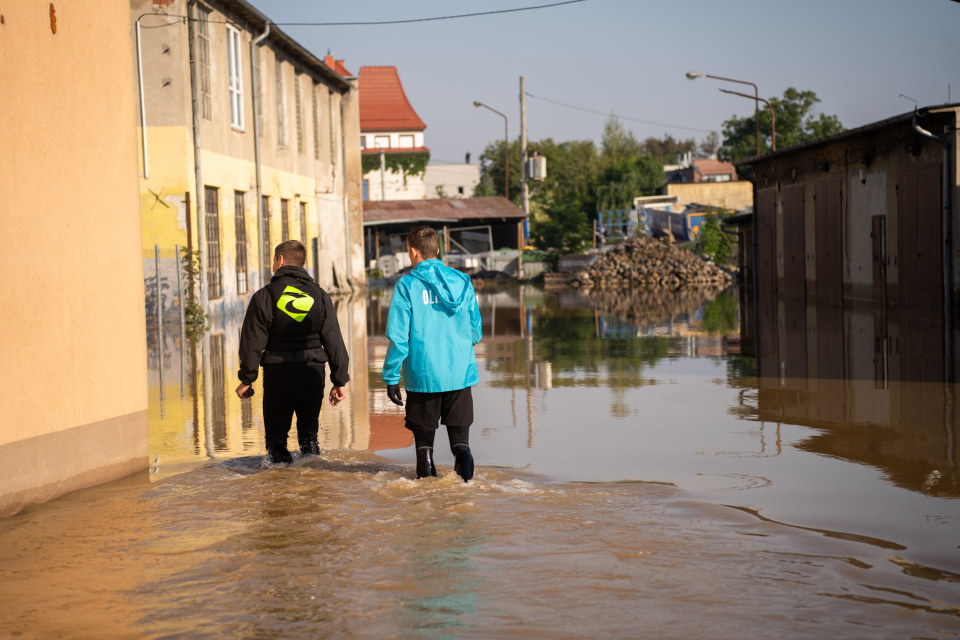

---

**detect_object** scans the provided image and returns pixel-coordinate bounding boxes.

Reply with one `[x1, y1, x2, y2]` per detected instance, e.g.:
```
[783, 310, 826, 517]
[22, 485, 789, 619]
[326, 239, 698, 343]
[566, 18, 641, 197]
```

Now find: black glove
[387, 384, 403, 406]
[242, 386, 255, 398]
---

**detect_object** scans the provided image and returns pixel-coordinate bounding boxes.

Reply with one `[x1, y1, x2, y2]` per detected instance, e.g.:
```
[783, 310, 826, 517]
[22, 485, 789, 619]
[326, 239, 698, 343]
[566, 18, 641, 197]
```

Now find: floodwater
[2, 283, 959, 639]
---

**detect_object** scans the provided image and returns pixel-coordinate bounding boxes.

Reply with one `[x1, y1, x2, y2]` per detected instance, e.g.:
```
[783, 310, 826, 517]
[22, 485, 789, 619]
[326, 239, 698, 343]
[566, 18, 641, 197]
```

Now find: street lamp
[719, 89, 776, 152]
[687, 72, 762, 157]
[473, 101, 509, 200]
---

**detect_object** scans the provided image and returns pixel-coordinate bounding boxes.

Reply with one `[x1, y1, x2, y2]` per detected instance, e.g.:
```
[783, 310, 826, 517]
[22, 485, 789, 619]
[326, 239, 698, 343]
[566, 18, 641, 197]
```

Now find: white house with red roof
[358, 66, 429, 200]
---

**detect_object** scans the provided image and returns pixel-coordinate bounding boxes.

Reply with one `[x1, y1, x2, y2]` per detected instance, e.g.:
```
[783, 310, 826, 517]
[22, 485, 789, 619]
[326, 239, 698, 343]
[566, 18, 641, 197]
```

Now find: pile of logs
[586, 285, 729, 331]
[571, 236, 732, 290]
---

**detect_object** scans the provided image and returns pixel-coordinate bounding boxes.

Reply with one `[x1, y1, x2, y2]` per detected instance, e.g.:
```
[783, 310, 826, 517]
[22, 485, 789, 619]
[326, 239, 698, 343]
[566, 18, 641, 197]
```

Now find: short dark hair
[275, 240, 306, 267]
[406, 225, 439, 258]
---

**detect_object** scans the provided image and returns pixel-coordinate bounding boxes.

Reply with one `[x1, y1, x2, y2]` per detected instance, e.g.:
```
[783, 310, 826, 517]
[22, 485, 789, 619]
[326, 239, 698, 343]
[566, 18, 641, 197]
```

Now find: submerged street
[1, 285, 959, 638]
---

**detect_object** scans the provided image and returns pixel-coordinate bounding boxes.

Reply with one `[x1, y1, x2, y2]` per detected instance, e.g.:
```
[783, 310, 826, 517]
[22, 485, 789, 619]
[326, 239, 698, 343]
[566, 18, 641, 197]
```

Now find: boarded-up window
[281, 198, 290, 241]
[312, 84, 320, 160]
[234, 191, 248, 295]
[262, 196, 271, 277]
[295, 73, 304, 154]
[275, 59, 286, 147]
[299, 201, 307, 246]
[204, 186, 222, 299]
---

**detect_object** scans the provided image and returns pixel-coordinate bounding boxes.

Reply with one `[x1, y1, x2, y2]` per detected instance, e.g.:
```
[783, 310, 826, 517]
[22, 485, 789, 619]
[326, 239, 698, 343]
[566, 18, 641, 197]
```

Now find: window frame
[234, 190, 248, 295]
[197, 6, 212, 120]
[226, 24, 244, 130]
[204, 186, 222, 300]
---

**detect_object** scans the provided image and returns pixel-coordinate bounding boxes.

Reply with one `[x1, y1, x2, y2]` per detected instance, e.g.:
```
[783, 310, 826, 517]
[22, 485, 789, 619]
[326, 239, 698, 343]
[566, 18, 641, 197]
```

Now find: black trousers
[262, 364, 325, 446]
[405, 387, 473, 454]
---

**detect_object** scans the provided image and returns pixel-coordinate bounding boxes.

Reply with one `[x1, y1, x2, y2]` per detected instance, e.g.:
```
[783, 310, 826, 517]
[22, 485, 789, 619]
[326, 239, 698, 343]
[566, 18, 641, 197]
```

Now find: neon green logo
[277, 286, 315, 322]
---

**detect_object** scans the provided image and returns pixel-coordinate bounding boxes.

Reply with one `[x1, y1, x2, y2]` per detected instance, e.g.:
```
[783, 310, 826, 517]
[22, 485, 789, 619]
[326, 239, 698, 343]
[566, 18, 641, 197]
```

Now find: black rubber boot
[454, 447, 474, 483]
[416, 447, 437, 479]
[267, 441, 293, 465]
[299, 438, 320, 456]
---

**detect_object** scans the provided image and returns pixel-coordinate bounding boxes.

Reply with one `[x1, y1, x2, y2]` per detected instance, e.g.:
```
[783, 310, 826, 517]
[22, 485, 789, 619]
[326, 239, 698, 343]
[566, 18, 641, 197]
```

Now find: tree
[475, 117, 662, 253]
[642, 133, 697, 164]
[530, 196, 592, 255]
[697, 209, 734, 266]
[474, 139, 523, 203]
[698, 131, 720, 158]
[597, 117, 663, 211]
[718, 88, 844, 163]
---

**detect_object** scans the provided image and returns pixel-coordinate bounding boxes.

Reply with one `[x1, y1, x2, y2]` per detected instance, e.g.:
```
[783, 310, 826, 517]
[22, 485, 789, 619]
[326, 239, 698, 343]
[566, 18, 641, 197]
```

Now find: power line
[525, 91, 713, 134]
[271, 1, 588, 26]
[139, 1, 587, 27]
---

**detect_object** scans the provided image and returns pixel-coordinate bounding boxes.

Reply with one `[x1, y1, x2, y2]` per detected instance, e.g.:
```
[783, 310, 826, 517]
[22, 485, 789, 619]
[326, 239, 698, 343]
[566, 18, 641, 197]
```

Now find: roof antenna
[899, 94, 919, 115]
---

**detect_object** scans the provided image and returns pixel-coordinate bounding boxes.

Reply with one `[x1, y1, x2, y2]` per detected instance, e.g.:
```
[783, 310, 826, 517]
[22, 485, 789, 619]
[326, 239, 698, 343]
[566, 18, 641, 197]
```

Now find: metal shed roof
[363, 197, 527, 226]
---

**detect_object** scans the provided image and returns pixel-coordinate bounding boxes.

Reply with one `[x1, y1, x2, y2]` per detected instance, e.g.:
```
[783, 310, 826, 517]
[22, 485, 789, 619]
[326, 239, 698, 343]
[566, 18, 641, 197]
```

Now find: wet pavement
[1, 283, 959, 638]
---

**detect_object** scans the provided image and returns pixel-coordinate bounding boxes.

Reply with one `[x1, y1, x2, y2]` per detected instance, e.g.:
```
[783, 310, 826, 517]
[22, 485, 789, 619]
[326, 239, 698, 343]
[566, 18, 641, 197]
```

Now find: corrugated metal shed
[362, 197, 527, 226]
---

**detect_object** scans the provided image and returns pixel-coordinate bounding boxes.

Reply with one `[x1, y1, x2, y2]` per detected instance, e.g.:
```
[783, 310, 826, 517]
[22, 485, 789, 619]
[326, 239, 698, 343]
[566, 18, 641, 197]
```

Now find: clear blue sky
[246, 0, 960, 164]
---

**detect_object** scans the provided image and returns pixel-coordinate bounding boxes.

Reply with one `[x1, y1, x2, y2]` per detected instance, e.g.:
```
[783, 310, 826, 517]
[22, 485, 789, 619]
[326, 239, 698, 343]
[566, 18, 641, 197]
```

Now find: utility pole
[379, 147, 386, 201]
[519, 76, 528, 280]
[520, 77, 529, 240]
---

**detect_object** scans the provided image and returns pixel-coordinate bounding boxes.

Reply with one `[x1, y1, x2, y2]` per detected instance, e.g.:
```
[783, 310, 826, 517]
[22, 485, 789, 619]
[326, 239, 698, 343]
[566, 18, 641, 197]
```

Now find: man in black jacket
[236, 240, 350, 464]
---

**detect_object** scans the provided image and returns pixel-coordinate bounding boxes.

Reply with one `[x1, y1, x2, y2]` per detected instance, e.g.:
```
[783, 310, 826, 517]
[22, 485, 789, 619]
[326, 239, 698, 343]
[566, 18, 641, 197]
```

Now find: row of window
[203, 186, 309, 300]
[197, 6, 335, 161]
[359, 134, 417, 150]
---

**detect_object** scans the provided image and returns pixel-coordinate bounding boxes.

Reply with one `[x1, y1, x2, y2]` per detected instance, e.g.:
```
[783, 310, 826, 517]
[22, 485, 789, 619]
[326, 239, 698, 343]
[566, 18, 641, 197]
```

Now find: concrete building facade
[0, 1, 149, 515]
[424, 163, 482, 199]
[133, 0, 364, 321]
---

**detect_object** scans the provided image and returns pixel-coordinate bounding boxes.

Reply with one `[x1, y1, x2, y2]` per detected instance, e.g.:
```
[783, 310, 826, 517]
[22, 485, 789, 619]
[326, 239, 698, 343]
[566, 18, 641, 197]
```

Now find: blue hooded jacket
[382, 259, 482, 392]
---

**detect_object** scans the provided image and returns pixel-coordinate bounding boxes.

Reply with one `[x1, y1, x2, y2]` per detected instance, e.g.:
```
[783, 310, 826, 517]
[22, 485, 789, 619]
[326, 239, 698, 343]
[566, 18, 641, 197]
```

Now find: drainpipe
[912, 111, 954, 381]
[340, 87, 355, 290]
[186, 0, 208, 312]
[251, 23, 270, 288]
[135, 17, 149, 179]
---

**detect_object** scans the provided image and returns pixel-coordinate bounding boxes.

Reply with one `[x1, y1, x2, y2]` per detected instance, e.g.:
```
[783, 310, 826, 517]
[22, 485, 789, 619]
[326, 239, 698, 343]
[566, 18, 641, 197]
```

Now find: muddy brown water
[1, 285, 958, 639]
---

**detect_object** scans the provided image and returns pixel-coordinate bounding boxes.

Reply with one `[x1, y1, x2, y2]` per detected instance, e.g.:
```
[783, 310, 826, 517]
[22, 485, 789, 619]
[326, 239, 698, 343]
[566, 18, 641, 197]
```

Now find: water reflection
[147, 293, 370, 477]
[8, 280, 960, 638]
[751, 289, 960, 498]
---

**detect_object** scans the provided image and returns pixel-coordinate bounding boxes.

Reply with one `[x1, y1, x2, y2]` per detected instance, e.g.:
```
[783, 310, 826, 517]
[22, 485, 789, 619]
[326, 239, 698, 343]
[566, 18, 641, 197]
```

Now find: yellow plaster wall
[665, 181, 753, 212]
[139, 126, 195, 257]
[0, 2, 147, 443]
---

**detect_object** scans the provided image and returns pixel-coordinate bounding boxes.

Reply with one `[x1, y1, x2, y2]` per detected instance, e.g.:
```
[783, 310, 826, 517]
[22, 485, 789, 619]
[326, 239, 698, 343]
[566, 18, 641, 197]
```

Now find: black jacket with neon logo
[238, 265, 350, 387]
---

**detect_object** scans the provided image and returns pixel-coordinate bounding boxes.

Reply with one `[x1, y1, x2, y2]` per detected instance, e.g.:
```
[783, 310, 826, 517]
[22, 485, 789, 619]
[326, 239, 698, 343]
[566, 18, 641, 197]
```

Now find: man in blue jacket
[382, 226, 482, 481]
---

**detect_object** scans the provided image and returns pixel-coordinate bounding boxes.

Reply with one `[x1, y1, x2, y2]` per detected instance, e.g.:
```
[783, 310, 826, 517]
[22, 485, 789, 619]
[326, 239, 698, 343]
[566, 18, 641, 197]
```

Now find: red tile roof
[363, 197, 527, 225]
[693, 159, 737, 176]
[323, 55, 352, 77]
[359, 66, 427, 133]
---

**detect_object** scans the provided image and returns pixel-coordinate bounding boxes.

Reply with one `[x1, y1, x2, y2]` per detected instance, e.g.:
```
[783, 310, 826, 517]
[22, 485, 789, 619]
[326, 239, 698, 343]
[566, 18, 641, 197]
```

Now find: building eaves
[213, 0, 352, 92]
[735, 103, 960, 167]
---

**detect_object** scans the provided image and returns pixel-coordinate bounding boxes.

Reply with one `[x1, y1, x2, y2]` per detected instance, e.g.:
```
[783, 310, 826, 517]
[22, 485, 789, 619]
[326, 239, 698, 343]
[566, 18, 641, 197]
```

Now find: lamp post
[687, 72, 762, 157]
[719, 89, 776, 151]
[473, 101, 509, 200]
